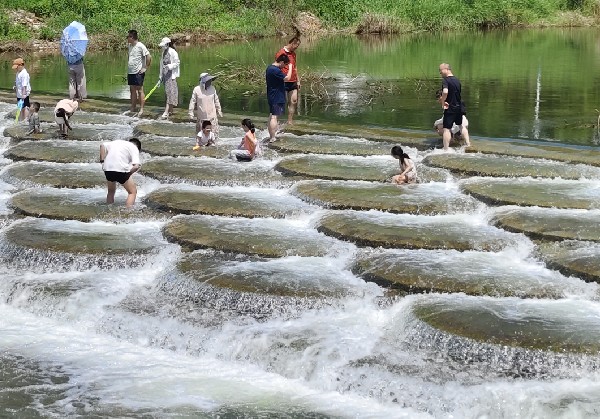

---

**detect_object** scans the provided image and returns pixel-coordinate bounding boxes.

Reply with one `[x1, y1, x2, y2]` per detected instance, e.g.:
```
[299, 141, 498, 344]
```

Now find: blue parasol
[60, 21, 88, 65]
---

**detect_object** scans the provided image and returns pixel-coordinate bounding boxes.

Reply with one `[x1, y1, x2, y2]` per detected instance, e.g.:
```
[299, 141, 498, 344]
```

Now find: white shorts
[434, 115, 468, 134]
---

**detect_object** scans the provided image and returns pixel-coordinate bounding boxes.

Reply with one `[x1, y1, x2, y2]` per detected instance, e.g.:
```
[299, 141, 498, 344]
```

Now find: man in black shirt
[438, 63, 471, 151]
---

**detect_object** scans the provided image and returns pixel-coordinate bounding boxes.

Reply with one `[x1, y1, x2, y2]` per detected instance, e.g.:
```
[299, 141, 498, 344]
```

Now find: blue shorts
[269, 103, 285, 116]
[127, 73, 145, 86]
[285, 82, 298, 92]
[104, 171, 133, 184]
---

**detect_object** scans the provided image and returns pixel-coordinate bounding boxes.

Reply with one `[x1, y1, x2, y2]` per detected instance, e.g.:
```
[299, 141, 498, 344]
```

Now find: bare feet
[136, 109, 144, 118]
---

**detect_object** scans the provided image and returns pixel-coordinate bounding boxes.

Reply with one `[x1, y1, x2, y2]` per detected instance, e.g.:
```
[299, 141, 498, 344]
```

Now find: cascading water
[1, 99, 600, 419]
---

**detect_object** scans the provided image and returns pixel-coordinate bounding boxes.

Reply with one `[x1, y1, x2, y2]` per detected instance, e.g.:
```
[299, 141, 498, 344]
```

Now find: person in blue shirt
[265, 54, 293, 142]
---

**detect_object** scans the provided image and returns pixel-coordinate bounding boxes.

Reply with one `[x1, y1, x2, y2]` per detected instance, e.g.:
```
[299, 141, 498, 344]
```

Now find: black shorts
[443, 111, 463, 130]
[285, 82, 298, 92]
[104, 171, 133, 184]
[269, 103, 285, 116]
[17, 96, 30, 108]
[127, 73, 145, 86]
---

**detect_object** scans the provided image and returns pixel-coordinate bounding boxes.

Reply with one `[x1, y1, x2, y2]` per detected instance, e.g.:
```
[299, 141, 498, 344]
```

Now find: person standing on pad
[438, 63, 470, 151]
[265, 55, 293, 142]
[127, 30, 151, 117]
[275, 36, 301, 125]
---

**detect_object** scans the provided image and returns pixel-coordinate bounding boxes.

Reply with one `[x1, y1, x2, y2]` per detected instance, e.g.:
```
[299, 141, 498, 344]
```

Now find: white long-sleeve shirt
[158, 47, 180, 80]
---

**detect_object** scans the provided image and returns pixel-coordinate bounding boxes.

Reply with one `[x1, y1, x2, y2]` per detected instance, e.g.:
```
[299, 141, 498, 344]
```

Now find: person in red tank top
[275, 36, 301, 125]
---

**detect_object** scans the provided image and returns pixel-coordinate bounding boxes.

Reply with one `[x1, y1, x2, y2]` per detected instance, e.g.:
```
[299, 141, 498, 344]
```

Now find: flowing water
[1, 29, 600, 418]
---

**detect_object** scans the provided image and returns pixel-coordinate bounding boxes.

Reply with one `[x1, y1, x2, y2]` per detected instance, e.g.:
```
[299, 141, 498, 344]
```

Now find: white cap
[159, 37, 171, 47]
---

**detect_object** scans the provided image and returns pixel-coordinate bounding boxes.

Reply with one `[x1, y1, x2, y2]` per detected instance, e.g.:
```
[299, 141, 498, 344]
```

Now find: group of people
[391, 62, 472, 185]
[10, 29, 470, 204]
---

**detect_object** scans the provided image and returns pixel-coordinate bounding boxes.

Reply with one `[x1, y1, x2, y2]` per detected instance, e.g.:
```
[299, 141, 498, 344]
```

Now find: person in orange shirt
[230, 119, 259, 161]
[275, 36, 301, 125]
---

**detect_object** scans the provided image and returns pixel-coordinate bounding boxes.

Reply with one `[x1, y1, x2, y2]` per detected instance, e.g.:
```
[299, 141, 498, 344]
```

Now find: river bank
[1, 0, 599, 53]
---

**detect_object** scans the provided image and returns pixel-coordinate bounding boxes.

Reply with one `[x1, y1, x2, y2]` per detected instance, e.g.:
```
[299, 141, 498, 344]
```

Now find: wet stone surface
[163, 215, 346, 257]
[5, 140, 101, 163]
[413, 295, 600, 353]
[276, 155, 397, 182]
[269, 134, 395, 156]
[460, 178, 600, 209]
[352, 249, 584, 298]
[537, 240, 600, 283]
[2, 161, 105, 189]
[424, 153, 600, 179]
[145, 185, 313, 218]
[141, 156, 287, 186]
[9, 187, 162, 222]
[3, 218, 163, 254]
[135, 122, 196, 137]
[139, 135, 228, 158]
[468, 140, 600, 167]
[173, 251, 355, 299]
[6, 108, 135, 125]
[3, 124, 128, 142]
[491, 207, 600, 242]
[317, 211, 518, 251]
[293, 180, 479, 215]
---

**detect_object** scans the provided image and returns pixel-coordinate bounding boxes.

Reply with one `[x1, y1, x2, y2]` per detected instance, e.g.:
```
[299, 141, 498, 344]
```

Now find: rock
[145, 185, 313, 218]
[537, 240, 600, 283]
[491, 207, 600, 242]
[353, 248, 588, 298]
[293, 180, 479, 214]
[163, 214, 346, 257]
[461, 178, 600, 209]
[5, 140, 101, 163]
[2, 161, 105, 189]
[293, 12, 324, 36]
[413, 294, 600, 353]
[318, 210, 518, 251]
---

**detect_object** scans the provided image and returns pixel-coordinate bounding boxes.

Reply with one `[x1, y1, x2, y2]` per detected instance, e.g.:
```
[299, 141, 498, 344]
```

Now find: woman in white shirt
[158, 37, 180, 119]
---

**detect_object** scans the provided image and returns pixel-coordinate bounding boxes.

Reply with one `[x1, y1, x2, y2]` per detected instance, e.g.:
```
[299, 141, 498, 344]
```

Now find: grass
[0, 0, 599, 45]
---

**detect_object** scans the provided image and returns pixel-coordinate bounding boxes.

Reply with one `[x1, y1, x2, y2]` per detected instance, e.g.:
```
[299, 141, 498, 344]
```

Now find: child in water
[193, 120, 216, 150]
[391, 145, 417, 184]
[54, 98, 79, 137]
[26, 101, 41, 135]
[229, 118, 258, 161]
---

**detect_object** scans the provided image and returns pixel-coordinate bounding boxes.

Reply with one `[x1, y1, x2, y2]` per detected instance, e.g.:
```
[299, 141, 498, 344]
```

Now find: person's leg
[106, 181, 117, 204]
[77, 64, 87, 100]
[442, 128, 452, 151]
[129, 85, 137, 113]
[461, 125, 471, 147]
[122, 177, 137, 208]
[138, 85, 145, 116]
[268, 114, 278, 140]
[68, 66, 77, 100]
[287, 89, 298, 124]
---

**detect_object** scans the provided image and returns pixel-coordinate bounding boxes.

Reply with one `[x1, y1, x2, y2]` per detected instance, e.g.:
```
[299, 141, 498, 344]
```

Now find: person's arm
[439, 80, 449, 109]
[63, 113, 73, 131]
[284, 63, 293, 82]
[188, 88, 197, 118]
[145, 52, 152, 71]
[99, 143, 107, 163]
[398, 159, 414, 176]
[167, 49, 180, 71]
[129, 147, 141, 173]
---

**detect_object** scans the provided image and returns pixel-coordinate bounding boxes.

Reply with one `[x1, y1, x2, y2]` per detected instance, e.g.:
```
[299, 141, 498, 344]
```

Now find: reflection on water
[2, 29, 600, 144]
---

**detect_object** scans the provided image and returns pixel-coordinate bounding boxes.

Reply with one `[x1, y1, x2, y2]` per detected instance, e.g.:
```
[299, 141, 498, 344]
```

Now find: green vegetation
[0, 0, 599, 45]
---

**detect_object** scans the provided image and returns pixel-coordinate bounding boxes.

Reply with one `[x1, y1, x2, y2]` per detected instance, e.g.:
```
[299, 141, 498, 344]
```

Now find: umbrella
[60, 21, 88, 65]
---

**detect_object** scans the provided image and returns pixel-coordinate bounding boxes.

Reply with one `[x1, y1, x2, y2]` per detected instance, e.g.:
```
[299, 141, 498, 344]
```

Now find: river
[1, 29, 600, 418]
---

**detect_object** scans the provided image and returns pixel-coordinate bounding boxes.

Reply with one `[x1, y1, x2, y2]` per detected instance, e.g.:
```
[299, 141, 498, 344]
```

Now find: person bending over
[100, 138, 142, 208]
